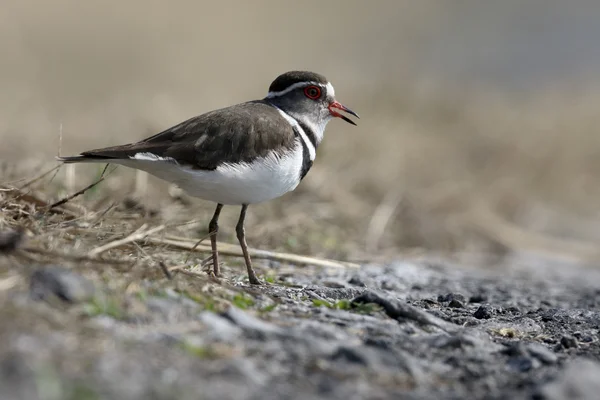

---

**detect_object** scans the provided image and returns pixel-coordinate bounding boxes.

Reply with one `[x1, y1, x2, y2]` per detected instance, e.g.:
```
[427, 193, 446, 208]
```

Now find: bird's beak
[328, 101, 359, 126]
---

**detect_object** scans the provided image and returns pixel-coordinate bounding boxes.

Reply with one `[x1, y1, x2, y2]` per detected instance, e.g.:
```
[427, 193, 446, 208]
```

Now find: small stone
[30, 266, 95, 303]
[448, 299, 464, 308]
[501, 342, 527, 357]
[580, 336, 594, 343]
[507, 306, 521, 314]
[221, 306, 282, 336]
[437, 293, 466, 303]
[469, 293, 488, 303]
[330, 346, 369, 366]
[560, 335, 578, 349]
[431, 334, 476, 349]
[363, 337, 392, 349]
[473, 305, 492, 319]
[507, 356, 537, 372]
[541, 309, 558, 322]
[198, 312, 242, 342]
[0, 228, 24, 253]
[348, 275, 366, 287]
[526, 343, 558, 365]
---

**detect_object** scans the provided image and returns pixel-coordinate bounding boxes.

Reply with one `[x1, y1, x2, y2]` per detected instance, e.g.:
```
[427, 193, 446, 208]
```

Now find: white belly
[117, 139, 304, 205]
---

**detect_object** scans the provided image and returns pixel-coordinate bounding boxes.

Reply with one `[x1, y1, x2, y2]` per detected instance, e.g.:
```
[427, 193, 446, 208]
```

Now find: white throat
[291, 113, 331, 145]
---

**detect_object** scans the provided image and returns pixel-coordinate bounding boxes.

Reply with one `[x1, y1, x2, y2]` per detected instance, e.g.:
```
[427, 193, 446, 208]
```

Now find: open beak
[328, 101, 360, 126]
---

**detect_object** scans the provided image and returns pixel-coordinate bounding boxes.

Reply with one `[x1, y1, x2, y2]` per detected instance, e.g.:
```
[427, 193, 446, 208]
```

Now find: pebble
[507, 356, 538, 372]
[29, 266, 95, 303]
[221, 306, 282, 336]
[560, 335, 578, 349]
[448, 299, 465, 308]
[469, 293, 488, 303]
[473, 305, 492, 319]
[198, 312, 243, 342]
[347, 275, 367, 287]
[0, 228, 23, 253]
[526, 343, 558, 365]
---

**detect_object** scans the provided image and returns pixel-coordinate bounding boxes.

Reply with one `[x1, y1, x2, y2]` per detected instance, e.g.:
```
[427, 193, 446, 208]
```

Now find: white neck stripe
[272, 105, 316, 161]
[266, 81, 326, 99]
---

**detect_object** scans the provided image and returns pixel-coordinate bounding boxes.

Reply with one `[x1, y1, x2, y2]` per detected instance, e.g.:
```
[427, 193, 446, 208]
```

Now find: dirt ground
[0, 173, 599, 400]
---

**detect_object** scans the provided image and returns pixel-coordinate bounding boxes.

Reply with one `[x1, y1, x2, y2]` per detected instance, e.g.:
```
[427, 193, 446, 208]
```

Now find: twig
[88, 224, 166, 257]
[167, 264, 218, 281]
[184, 232, 212, 263]
[144, 236, 360, 269]
[46, 164, 111, 210]
[158, 261, 173, 280]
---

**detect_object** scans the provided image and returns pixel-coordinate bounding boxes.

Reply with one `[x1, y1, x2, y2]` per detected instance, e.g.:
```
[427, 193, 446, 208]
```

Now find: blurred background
[3, 0, 600, 268]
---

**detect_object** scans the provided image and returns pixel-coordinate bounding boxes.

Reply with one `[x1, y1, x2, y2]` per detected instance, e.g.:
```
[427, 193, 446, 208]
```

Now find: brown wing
[60, 100, 297, 170]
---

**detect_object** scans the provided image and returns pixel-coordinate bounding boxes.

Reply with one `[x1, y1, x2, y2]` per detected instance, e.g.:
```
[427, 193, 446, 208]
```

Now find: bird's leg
[236, 205, 261, 285]
[208, 203, 223, 276]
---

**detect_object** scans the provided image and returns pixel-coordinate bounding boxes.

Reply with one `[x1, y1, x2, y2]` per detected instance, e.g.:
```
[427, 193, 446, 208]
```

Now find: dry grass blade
[158, 261, 173, 280]
[88, 224, 166, 257]
[0, 275, 21, 291]
[365, 186, 403, 253]
[46, 164, 111, 210]
[145, 236, 360, 269]
[183, 232, 212, 263]
[167, 264, 216, 281]
[17, 165, 62, 190]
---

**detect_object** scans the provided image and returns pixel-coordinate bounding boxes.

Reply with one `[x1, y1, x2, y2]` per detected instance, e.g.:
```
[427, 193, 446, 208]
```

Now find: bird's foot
[247, 272, 262, 285]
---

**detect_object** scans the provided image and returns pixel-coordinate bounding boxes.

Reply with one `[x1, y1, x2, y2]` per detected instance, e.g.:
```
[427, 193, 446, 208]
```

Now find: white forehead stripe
[272, 106, 316, 161]
[266, 81, 332, 99]
[325, 82, 335, 97]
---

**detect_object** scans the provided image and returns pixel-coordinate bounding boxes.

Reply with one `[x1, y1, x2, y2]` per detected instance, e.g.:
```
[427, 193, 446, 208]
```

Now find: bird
[58, 71, 359, 285]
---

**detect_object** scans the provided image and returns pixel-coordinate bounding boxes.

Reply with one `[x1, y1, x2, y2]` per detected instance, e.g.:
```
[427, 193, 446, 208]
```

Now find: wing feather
[59, 100, 297, 170]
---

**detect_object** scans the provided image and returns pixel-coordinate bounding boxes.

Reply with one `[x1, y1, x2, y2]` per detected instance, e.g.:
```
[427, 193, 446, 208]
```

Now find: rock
[29, 266, 95, 303]
[501, 342, 527, 357]
[0, 228, 23, 253]
[430, 333, 477, 349]
[198, 312, 243, 342]
[473, 305, 492, 319]
[507, 356, 538, 372]
[448, 299, 464, 308]
[560, 335, 578, 349]
[347, 275, 367, 287]
[329, 345, 423, 381]
[526, 343, 558, 365]
[469, 293, 488, 303]
[221, 306, 282, 336]
[351, 291, 454, 330]
[506, 306, 521, 314]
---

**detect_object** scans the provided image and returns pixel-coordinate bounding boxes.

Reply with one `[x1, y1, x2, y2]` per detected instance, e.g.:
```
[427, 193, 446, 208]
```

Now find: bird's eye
[304, 85, 321, 100]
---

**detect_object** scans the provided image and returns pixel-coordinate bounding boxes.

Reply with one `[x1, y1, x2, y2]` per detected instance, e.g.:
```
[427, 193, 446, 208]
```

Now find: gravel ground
[1, 255, 599, 400]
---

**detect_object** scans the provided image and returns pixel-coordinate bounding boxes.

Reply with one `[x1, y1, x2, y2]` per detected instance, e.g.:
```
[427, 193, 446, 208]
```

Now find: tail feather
[56, 155, 115, 163]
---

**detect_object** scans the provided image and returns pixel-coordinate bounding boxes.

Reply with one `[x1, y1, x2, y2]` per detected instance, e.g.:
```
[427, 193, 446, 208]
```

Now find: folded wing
[58, 101, 297, 170]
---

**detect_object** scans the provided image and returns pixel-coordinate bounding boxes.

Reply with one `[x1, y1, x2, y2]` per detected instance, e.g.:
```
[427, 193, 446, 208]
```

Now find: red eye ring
[304, 85, 321, 100]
